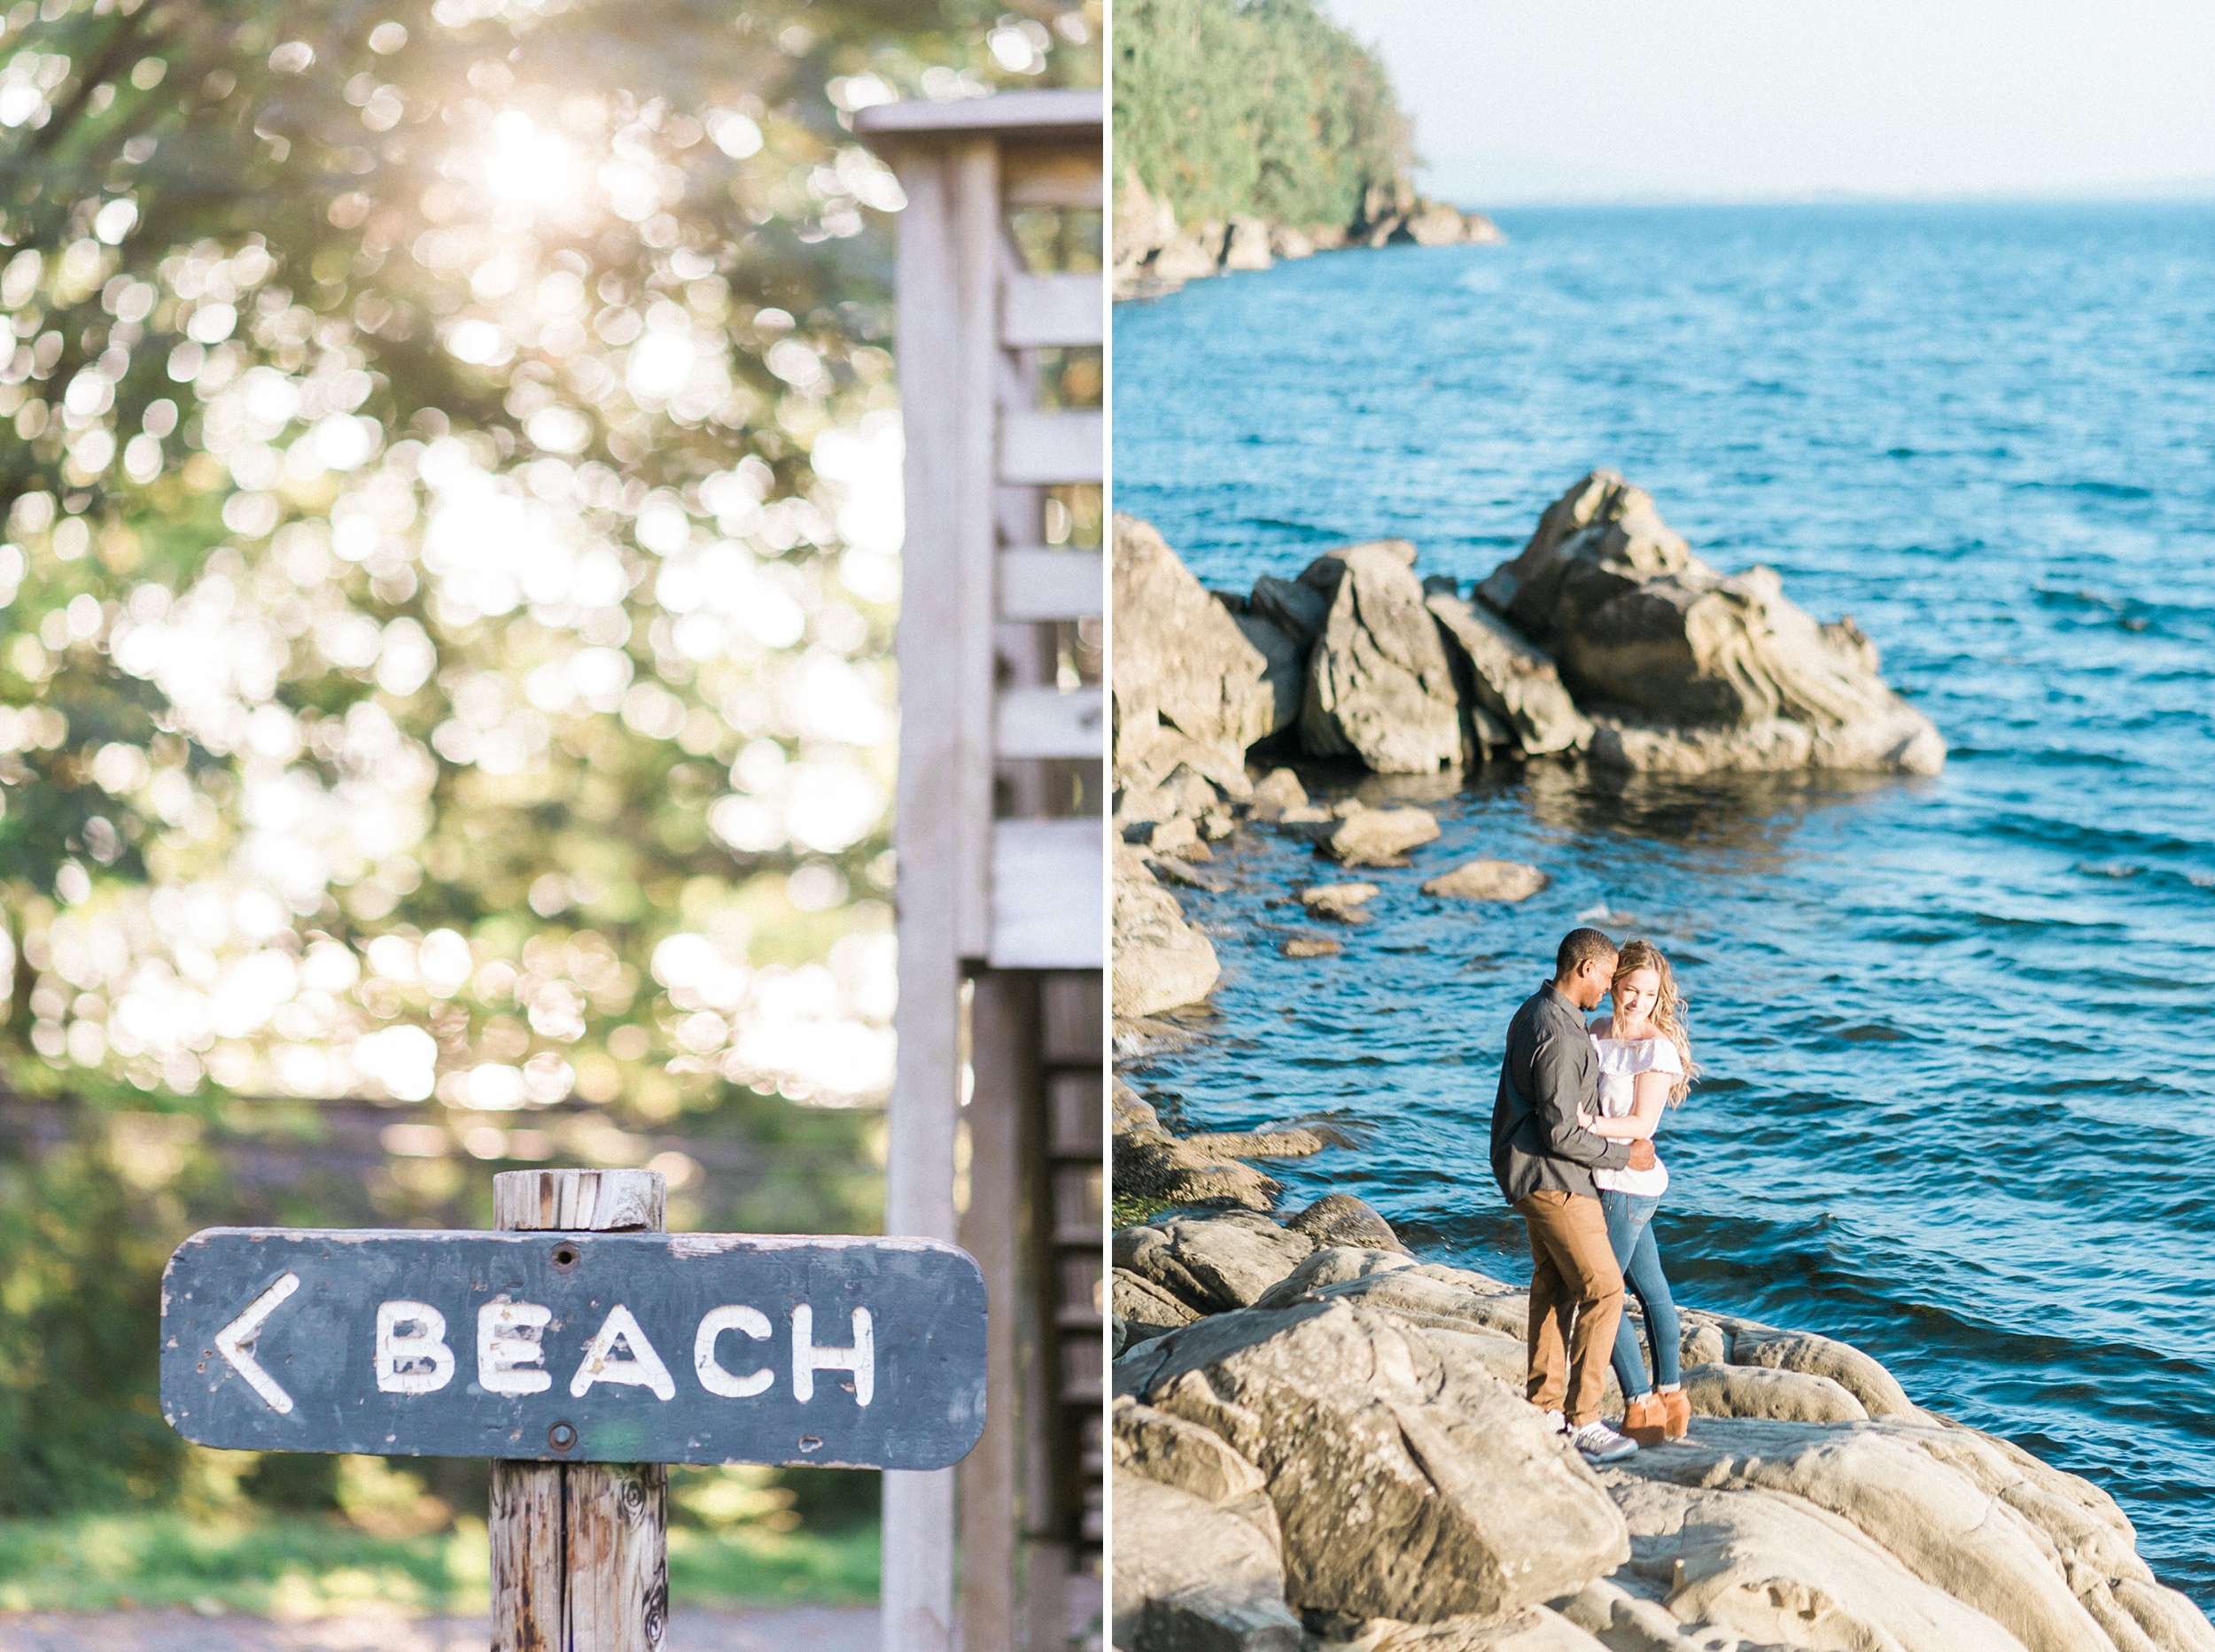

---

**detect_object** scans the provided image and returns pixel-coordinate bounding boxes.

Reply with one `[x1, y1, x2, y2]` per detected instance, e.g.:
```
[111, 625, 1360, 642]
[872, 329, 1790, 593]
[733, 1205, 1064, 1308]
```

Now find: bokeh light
[0, 0, 1102, 1138]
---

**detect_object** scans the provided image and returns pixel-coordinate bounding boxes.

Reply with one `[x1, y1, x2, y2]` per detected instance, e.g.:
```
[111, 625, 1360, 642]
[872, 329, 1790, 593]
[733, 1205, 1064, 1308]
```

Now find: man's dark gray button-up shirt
[1490, 981, 1631, 1205]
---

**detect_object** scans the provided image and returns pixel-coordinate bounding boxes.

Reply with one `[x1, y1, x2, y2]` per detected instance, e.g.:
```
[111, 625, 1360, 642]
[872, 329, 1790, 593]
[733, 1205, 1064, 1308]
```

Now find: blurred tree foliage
[1112, 0, 1403, 229]
[0, 0, 1100, 1516]
[0, 1111, 208, 1510]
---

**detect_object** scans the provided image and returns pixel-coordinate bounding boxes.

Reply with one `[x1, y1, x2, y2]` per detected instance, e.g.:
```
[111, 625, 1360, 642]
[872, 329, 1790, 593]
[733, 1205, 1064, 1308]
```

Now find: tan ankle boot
[1659, 1387, 1690, 1440]
[1620, 1393, 1667, 1446]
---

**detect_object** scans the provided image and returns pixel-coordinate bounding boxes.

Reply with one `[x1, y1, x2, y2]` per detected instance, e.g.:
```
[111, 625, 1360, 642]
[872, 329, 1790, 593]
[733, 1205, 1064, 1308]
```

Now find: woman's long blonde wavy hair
[1613, 938, 1699, 1105]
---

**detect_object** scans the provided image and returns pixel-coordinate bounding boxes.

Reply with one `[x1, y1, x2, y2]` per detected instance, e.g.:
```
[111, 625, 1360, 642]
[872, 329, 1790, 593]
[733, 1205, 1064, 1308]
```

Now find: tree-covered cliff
[1114, 0, 1408, 230]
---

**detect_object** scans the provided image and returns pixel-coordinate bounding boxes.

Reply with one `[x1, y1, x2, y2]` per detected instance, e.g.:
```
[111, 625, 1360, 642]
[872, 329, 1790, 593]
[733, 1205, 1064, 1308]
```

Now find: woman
[1578, 938, 1699, 1446]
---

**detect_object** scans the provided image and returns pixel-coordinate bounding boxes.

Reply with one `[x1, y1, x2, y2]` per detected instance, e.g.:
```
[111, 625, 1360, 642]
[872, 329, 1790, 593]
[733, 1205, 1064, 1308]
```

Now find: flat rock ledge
[1114, 1082, 1280, 1213]
[1111, 1205, 2215, 1652]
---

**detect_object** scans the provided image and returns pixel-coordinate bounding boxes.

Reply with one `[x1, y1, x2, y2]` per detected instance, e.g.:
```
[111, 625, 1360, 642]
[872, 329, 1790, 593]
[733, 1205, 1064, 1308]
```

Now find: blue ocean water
[1111, 203, 2215, 1602]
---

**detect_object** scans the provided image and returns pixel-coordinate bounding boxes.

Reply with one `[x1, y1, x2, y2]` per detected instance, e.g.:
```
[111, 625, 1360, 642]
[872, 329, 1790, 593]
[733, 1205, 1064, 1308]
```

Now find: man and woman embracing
[1490, 927, 1699, 1463]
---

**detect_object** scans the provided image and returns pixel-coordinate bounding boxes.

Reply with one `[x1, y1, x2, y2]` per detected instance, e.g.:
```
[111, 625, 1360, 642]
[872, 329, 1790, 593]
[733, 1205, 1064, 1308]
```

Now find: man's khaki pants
[1515, 1188, 1626, 1428]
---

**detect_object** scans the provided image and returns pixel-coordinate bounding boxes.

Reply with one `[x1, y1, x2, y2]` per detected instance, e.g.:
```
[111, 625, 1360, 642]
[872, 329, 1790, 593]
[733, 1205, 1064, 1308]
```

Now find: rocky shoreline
[1109, 1154, 2215, 1652]
[1114, 169, 1504, 301]
[1107, 481, 2212, 1648]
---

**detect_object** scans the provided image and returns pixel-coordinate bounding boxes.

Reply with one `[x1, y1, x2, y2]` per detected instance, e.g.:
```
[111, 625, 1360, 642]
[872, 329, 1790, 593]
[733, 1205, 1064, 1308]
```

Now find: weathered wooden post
[488, 1167, 669, 1652]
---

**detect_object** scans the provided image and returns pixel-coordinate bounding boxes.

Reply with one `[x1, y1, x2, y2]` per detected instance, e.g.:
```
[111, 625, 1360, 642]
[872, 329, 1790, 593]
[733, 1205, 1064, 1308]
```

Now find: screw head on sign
[548, 1422, 578, 1452]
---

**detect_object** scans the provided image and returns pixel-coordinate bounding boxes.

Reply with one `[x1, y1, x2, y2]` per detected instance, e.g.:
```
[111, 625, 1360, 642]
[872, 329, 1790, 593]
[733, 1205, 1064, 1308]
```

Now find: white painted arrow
[214, 1272, 300, 1415]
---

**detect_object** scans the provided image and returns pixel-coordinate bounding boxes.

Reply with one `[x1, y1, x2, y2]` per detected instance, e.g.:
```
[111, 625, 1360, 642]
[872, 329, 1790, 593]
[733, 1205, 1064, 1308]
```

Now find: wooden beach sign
[159, 1228, 987, 1469]
[158, 1168, 988, 1651]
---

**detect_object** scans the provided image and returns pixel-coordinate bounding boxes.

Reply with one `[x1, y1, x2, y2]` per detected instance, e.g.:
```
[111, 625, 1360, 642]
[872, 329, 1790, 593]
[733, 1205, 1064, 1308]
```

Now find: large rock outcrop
[1118, 1299, 1631, 1624]
[1113, 166, 1182, 297]
[1619, 1421, 2134, 1652]
[1609, 1477, 2026, 1652]
[1112, 846, 1220, 1018]
[1477, 469, 1693, 646]
[1298, 542, 1464, 773]
[1113, 159, 1504, 300]
[1109, 1209, 2215, 1652]
[1116, 1210, 1316, 1311]
[1232, 611, 1304, 737]
[1250, 572, 1329, 650]
[1476, 471, 1945, 777]
[1112, 513, 1278, 779]
[1119, 493, 1943, 787]
[1223, 216, 1273, 272]
[1426, 588, 1593, 757]
[1112, 1465, 1302, 1650]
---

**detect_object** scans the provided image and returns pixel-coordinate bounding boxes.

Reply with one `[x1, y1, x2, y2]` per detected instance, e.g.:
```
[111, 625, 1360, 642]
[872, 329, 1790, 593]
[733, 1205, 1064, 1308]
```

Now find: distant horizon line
[1442, 181, 2215, 213]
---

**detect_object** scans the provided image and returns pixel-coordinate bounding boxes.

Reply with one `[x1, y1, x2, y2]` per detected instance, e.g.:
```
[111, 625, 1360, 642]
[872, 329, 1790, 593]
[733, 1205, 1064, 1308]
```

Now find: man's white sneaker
[1543, 1408, 1566, 1435]
[1568, 1420, 1638, 1462]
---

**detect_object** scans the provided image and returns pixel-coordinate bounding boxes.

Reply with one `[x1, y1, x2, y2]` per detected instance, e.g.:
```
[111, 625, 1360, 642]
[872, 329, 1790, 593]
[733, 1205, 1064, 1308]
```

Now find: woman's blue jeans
[1602, 1191, 1681, 1399]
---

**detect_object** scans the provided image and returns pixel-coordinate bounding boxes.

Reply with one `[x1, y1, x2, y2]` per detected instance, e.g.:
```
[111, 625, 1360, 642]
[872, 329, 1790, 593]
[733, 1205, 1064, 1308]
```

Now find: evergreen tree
[1113, 0, 1403, 229]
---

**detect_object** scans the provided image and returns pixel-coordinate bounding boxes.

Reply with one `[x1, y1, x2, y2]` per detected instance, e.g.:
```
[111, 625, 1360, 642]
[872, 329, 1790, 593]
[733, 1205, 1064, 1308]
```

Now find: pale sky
[1321, 1, 2215, 206]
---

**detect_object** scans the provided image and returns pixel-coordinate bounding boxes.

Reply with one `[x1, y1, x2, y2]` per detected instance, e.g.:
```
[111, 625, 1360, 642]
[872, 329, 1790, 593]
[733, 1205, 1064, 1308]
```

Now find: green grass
[669, 1523, 878, 1607]
[0, 1512, 879, 1616]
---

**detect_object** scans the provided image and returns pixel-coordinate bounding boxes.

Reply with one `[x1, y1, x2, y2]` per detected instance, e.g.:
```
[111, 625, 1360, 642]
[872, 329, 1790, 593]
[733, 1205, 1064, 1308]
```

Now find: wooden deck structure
[854, 89, 1106, 1652]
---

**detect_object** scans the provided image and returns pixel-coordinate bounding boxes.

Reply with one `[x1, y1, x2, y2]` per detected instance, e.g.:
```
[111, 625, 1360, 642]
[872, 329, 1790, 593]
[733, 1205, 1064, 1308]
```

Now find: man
[1491, 927, 1656, 1462]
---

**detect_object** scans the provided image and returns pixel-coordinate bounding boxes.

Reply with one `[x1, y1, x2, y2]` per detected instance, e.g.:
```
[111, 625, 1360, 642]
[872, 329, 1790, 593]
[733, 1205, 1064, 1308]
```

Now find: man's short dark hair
[1555, 927, 1618, 981]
